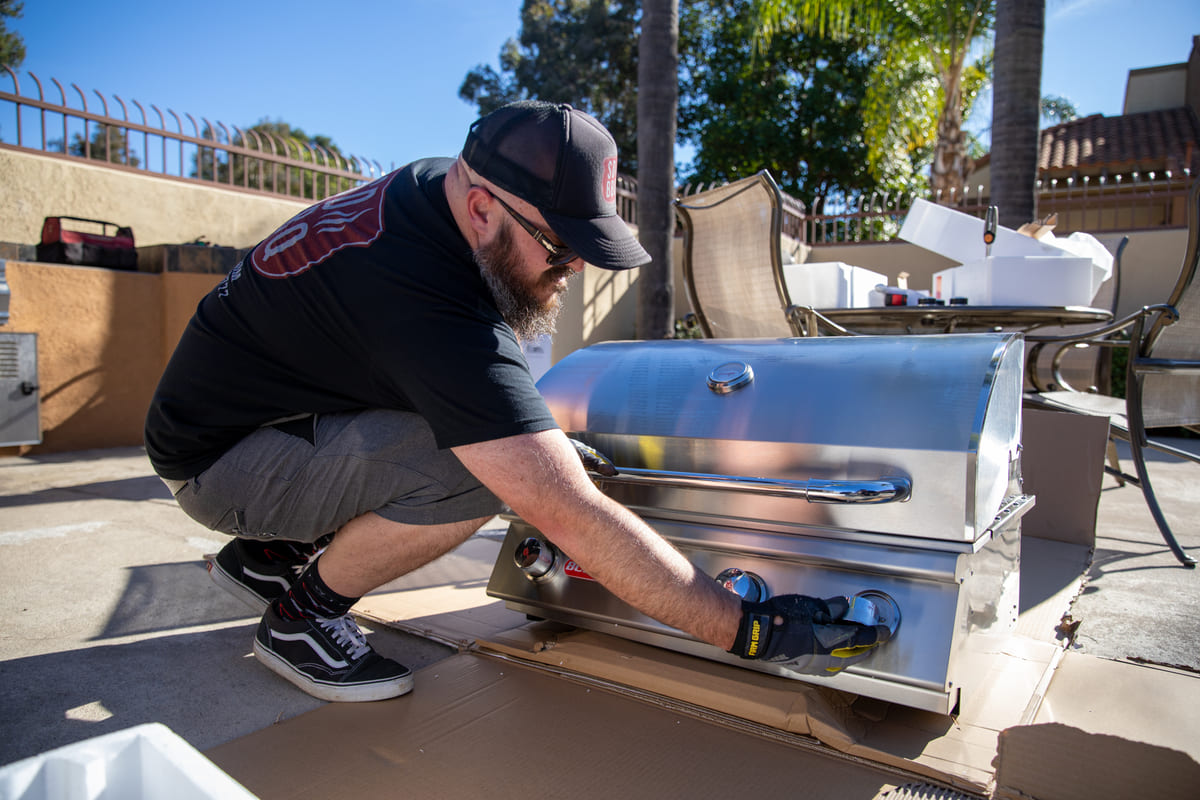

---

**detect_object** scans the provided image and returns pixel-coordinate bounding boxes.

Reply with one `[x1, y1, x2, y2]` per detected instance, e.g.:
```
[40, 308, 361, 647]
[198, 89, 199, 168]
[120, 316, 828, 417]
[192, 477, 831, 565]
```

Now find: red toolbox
[36, 216, 137, 270]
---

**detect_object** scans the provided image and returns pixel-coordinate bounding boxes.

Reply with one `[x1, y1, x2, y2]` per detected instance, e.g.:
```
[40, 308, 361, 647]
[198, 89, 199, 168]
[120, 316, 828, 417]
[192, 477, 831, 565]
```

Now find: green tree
[679, 0, 879, 209]
[756, 0, 994, 202]
[0, 0, 24, 70]
[460, 0, 640, 169]
[65, 124, 141, 167]
[1040, 95, 1077, 126]
[194, 119, 356, 200]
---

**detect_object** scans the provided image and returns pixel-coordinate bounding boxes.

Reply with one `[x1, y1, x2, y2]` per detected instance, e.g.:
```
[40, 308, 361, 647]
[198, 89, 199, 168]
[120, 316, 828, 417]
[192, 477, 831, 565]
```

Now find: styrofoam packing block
[0, 723, 257, 800]
[783, 262, 889, 309]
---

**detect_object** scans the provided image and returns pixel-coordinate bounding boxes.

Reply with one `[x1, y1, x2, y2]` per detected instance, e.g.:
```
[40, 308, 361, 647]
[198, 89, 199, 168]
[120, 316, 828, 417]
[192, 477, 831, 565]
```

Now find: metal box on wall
[1, 332, 41, 446]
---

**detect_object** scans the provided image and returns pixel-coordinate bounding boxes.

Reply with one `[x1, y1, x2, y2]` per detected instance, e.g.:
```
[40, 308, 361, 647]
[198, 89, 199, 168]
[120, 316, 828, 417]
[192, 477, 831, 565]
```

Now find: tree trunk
[636, 0, 678, 340]
[990, 0, 1045, 227]
[929, 69, 972, 205]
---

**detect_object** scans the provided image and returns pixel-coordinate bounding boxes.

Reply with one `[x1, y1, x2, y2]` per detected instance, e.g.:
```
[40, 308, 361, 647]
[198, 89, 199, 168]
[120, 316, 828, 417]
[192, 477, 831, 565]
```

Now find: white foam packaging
[901, 199, 1113, 306]
[0, 723, 257, 800]
[782, 261, 888, 309]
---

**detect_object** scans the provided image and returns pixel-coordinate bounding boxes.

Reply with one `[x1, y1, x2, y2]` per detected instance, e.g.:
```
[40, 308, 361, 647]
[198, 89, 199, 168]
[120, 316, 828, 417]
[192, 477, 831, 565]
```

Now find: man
[145, 101, 888, 703]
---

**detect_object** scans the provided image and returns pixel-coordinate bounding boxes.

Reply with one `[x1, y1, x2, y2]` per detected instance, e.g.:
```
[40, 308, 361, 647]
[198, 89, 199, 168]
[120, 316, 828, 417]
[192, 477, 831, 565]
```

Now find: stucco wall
[0, 262, 226, 456]
[0, 148, 644, 456]
[3, 147, 1190, 456]
[4, 262, 160, 454]
[0, 147, 309, 249]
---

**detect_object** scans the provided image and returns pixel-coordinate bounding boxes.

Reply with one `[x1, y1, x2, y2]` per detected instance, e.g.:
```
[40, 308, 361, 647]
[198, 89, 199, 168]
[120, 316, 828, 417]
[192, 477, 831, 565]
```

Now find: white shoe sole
[252, 638, 414, 703]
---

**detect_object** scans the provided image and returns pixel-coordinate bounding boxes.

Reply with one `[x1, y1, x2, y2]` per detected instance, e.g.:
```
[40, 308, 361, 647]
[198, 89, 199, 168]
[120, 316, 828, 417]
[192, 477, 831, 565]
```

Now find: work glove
[569, 438, 619, 477]
[730, 594, 892, 675]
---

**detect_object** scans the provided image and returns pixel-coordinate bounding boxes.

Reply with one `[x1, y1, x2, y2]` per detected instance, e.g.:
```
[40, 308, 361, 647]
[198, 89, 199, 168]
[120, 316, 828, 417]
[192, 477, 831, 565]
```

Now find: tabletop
[816, 305, 1114, 335]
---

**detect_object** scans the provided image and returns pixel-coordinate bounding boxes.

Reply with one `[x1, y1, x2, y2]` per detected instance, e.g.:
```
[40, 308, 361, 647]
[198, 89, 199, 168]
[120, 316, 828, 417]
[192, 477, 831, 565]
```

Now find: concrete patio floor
[1, 439, 1196, 771]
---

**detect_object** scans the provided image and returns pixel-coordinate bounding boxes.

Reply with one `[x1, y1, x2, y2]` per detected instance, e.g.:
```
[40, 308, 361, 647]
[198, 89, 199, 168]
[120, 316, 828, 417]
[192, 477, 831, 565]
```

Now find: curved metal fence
[3, 69, 1190, 242]
[1, 68, 385, 201]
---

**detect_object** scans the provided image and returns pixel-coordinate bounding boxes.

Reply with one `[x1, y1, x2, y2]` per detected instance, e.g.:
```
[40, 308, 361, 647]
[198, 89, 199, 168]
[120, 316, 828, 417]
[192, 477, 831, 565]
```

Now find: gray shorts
[172, 410, 503, 543]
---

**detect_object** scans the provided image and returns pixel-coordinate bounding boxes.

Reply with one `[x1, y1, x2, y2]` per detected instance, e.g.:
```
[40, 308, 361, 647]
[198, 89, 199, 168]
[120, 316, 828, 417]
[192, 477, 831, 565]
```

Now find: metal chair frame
[1025, 179, 1200, 567]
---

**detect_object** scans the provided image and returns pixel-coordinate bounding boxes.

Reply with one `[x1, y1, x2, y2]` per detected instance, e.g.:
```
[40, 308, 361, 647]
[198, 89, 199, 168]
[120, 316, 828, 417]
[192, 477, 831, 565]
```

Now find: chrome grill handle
[602, 468, 912, 505]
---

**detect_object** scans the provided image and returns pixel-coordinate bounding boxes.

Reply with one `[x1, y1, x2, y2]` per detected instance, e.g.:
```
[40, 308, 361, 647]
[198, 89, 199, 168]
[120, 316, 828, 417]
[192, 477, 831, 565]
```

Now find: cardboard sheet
[286, 453, 1171, 799]
[348, 517, 1102, 795]
[1015, 536, 1090, 642]
[995, 651, 1200, 799]
[480, 624, 1062, 794]
[1020, 409, 1109, 546]
[205, 653, 913, 799]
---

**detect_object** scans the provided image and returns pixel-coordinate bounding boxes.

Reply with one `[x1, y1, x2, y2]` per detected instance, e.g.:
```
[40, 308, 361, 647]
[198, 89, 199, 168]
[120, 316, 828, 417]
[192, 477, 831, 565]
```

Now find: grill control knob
[715, 568, 768, 602]
[845, 590, 902, 638]
[514, 537, 556, 579]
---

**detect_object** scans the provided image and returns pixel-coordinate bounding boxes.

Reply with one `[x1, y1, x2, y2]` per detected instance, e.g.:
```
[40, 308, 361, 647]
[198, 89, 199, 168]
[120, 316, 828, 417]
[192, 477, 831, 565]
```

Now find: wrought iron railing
[799, 169, 1194, 244]
[1, 68, 385, 201]
[4, 70, 1191, 240]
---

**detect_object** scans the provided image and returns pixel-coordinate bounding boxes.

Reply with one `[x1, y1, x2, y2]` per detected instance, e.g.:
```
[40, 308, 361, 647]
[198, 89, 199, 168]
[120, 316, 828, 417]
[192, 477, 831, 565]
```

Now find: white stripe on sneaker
[270, 630, 351, 669]
[243, 566, 293, 591]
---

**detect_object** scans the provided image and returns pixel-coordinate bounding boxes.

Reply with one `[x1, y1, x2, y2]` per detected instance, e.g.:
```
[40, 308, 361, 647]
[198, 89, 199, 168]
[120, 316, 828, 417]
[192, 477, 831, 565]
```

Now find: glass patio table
[815, 305, 1113, 335]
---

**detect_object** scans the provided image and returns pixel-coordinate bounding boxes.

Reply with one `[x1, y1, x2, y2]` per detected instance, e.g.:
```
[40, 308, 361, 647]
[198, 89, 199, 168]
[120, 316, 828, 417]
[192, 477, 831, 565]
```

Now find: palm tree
[990, 0, 1045, 227]
[637, 0, 679, 339]
[757, 0, 995, 202]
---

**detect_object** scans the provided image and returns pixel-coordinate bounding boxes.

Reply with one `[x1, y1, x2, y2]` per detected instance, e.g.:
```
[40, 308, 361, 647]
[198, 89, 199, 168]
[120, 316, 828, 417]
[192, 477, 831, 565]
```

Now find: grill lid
[538, 333, 1024, 543]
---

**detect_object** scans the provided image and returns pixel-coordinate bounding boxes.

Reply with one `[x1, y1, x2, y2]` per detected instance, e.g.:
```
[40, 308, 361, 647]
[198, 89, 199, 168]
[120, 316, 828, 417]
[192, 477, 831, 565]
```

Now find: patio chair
[1024, 179, 1200, 567]
[675, 170, 798, 338]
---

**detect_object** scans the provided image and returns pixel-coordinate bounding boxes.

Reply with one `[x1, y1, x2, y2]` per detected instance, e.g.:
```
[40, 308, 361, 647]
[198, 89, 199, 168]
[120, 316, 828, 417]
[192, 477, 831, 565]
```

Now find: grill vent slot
[0, 341, 19, 379]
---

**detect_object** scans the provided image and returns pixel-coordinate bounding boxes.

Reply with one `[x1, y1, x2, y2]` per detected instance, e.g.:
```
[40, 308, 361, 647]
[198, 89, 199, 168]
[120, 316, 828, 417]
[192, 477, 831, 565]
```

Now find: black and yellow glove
[569, 438, 619, 477]
[730, 594, 891, 674]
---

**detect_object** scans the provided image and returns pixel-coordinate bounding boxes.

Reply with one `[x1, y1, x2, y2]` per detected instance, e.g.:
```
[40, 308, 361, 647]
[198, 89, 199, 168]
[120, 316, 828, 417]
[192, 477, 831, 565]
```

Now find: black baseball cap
[462, 101, 650, 271]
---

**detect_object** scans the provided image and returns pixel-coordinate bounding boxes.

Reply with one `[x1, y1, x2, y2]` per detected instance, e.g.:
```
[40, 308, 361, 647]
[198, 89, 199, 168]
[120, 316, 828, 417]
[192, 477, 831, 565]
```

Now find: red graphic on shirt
[602, 157, 618, 204]
[250, 172, 398, 278]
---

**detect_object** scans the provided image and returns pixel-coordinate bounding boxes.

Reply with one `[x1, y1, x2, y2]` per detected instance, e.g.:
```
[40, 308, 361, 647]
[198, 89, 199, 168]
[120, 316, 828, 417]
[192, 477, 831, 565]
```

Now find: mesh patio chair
[675, 170, 859, 338]
[1025, 179, 1200, 567]
[675, 170, 797, 338]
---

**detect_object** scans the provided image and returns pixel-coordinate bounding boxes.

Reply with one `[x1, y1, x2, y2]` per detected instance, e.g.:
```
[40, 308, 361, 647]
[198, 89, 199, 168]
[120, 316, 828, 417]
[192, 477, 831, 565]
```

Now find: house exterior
[970, 35, 1200, 234]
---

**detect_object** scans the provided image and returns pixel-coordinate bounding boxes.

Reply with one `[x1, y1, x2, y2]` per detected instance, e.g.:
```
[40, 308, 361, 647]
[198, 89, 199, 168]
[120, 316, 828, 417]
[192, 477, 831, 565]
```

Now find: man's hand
[569, 438, 618, 477]
[730, 594, 891, 674]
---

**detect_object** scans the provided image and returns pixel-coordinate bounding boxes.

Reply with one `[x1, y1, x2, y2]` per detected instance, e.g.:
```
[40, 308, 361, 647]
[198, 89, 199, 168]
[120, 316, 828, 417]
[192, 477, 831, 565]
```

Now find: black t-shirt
[144, 158, 559, 480]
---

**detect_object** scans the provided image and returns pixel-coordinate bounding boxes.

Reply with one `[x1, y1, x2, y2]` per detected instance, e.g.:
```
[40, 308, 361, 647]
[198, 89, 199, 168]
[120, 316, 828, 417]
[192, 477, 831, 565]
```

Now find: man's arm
[453, 428, 742, 650]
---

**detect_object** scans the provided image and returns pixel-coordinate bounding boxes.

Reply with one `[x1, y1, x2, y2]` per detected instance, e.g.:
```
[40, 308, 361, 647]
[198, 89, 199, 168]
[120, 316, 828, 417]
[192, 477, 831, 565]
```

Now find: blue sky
[7, 0, 1200, 173]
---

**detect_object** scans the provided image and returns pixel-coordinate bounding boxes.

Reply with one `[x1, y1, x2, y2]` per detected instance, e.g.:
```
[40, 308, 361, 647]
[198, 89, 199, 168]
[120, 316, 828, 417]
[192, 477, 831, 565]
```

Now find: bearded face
[474, 218, 576, 341]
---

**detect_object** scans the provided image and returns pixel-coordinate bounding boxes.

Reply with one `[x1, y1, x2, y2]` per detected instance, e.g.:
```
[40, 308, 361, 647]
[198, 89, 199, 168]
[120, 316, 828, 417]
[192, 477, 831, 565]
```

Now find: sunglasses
[479, 188, 579, 268]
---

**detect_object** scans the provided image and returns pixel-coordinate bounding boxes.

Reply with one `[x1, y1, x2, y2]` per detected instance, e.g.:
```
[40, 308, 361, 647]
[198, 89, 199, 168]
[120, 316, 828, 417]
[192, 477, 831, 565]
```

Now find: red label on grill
[563, 560, 595, 581]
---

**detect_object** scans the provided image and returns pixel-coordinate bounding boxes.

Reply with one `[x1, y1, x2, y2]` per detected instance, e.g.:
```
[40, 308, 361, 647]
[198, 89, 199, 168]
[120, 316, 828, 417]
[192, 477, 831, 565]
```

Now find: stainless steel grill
[487, 334, 1031, 714]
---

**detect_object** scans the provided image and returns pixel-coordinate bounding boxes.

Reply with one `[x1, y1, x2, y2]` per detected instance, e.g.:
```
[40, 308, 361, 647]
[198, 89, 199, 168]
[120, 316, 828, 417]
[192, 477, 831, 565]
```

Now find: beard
[474, 220, 574, 342]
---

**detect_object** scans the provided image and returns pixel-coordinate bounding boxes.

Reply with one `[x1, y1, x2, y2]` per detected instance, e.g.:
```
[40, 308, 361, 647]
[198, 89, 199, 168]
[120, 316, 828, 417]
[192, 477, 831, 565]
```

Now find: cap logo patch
[602, 157, 618, 203]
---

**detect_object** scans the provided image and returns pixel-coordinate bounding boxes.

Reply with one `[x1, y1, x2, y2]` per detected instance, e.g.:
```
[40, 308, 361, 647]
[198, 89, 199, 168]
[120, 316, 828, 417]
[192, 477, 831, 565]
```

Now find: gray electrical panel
[1, 332, 41, 446]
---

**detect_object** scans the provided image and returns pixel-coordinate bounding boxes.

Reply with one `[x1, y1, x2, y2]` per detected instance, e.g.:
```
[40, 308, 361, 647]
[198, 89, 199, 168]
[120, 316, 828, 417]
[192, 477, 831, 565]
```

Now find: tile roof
[1038, 107, 1200, 176]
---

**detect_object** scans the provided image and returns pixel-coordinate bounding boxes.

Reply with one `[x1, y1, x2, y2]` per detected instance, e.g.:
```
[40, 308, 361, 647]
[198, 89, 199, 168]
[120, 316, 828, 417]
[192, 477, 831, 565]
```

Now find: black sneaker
[207, 539, 304, 612]
[252, 605, 414, 702]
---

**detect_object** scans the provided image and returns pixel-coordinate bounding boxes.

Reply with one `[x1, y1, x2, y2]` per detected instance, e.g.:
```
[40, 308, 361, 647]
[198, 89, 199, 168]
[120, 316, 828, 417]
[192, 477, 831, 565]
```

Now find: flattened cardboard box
[206, 652, 914, 800]
[996, 652, 1200, 800]
[221, 537, 1066, 796]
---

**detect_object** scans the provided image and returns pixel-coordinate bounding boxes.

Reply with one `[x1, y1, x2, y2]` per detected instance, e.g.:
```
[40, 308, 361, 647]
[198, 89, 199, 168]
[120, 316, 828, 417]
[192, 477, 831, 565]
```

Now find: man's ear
[465, 185, 498, 238]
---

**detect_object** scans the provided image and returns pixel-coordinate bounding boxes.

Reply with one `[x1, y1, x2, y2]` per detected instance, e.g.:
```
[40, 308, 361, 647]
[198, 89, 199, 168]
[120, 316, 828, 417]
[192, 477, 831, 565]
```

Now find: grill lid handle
[602, 467, 911, 505]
